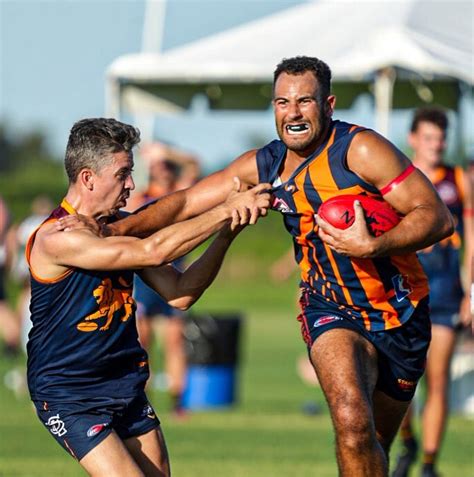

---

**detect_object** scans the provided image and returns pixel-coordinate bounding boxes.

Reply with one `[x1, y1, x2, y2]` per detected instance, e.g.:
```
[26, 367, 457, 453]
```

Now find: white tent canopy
[106, 0, 473, 135]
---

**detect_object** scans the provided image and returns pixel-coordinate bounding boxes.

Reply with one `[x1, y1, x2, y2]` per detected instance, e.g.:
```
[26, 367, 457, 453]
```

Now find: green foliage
[0, 124, 66, 222]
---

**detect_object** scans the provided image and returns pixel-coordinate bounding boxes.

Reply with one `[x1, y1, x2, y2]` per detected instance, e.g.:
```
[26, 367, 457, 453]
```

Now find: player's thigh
[310, 328, 379, 418]
[80, 431, 144, 477]
[372, 389, 410, 451]
[426, 324, 456, 387]
[124, 426, 170, 477]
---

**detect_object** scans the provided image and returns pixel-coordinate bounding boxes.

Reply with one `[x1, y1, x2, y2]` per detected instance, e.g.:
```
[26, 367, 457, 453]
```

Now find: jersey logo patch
[77, 277, 135, 332]
[272, 196, 294, 213]
[392, 274, 413, 302]
[46, 414, 67, 436]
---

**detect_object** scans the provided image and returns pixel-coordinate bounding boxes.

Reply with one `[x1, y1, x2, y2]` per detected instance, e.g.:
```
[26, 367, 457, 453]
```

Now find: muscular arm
[108, 150, 260, 238]
[317, 131, 454, 257]
[31, 183, 270, 279]
[138, 226, 239, 310]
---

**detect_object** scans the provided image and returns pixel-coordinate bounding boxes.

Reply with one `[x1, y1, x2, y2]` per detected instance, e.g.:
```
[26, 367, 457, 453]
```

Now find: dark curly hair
[410, 107, 448, 133]
[273, 56, 332, 101]
[65, 118, 140, 183]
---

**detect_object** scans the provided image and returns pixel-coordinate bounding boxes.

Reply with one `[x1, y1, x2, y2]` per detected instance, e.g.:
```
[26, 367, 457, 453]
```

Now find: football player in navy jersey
[27, 118, 270, 476]
[392, 108, 472, 477]
[58, 59, 454, 477]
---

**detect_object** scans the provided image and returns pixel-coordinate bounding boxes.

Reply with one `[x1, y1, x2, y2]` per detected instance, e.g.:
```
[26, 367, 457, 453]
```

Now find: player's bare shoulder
[347, 130, 410, 189]
[227, 149, 260, 187]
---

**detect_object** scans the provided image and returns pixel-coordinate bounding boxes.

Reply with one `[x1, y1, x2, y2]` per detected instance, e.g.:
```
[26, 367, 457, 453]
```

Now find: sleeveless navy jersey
[26, 200, 149, 402]
[257, 120, 429, 332]
[417, 166, 465, 311]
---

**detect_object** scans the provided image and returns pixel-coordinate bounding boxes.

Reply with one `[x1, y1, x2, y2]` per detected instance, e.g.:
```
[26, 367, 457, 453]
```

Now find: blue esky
[1, 0, 471, 174]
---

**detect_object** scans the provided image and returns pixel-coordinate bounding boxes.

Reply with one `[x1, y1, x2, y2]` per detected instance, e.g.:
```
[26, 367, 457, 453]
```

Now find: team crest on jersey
[392, 274, 413, 302]
[87, 423, 108, 437]
[313, 315, 343, 328]
[272, 196, 294, 213]
[46, 414, 67, 437]
[77, 276, 135, 332]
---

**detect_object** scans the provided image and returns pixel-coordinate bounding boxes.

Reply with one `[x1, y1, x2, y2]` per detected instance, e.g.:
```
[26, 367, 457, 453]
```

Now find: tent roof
[108, 0, 473, 85]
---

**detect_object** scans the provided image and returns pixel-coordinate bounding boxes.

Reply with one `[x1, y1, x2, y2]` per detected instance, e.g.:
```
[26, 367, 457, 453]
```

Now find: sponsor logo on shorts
[397, 378, 416, 391]
[313, 315, 343, 328]
[392, 274, 413, 302]
[142, 404, 156, 419]
[87, 423, 108, 438]
[45, 414, 67, 437]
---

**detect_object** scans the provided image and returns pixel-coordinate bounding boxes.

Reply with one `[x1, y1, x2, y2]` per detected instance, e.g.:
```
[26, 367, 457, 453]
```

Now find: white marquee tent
[106, 0, 473, 137]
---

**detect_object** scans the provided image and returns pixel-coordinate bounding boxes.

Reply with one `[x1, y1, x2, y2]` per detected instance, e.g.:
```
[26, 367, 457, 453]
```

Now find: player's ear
[325, 95, 336, 117]
[79, 169, 95, 191]
[407, 132, 417, 150]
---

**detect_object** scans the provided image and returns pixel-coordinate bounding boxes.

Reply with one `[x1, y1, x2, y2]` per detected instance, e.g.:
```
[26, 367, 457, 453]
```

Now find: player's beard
[278, 108, 330, 155]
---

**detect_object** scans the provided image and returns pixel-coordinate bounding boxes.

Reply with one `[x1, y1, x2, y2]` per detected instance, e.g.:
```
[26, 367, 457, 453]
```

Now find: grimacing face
[273, 71, 335, 155]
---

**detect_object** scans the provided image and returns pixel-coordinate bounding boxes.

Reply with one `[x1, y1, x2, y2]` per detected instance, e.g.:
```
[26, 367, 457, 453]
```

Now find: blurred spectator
[392, 108, 472, 477]
[127, 142, 201, 416]
[10, 195, 53, 349]
[0, 195, 20, 355]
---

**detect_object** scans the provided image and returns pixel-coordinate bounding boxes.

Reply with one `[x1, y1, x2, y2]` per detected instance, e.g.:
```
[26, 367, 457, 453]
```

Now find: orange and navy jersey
[26, 200, 148, 402]
[417, 166, 465, 311]
[257, 120, 429, 332]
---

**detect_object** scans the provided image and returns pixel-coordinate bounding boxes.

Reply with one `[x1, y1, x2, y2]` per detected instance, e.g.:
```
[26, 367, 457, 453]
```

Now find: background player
[127, 144, 201, 416]
[28, 117, 270, 476]
[392, 108, 472, 477]
[59, 58, 453, 477]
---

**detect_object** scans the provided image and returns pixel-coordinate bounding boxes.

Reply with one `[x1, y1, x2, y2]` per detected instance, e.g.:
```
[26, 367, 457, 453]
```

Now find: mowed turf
[1, 214, 473, 476]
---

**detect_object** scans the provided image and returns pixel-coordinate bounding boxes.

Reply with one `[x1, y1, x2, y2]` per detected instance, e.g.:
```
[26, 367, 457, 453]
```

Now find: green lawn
[1, 215, 473, 476]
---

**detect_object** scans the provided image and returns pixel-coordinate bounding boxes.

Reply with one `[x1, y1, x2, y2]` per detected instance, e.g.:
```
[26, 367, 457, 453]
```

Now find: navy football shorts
[430, 309, 460, 330]
[34, 392, 160, 460]
[297, 289, 431, 401]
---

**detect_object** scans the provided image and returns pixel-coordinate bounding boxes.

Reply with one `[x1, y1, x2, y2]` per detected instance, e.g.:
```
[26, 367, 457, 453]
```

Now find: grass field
[1, 215, 473, 476]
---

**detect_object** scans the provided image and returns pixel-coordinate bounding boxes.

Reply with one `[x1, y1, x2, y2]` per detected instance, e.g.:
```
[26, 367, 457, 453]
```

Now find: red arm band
[379, 164, 416, 196]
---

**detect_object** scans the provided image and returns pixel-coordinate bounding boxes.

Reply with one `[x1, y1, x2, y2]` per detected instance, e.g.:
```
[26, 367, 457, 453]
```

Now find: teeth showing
[286, 124, 309, 135]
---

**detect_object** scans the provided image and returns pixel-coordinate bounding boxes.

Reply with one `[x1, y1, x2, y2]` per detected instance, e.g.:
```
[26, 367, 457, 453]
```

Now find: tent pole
[374, 67, 396, 138]
[105, 76, 121, 119]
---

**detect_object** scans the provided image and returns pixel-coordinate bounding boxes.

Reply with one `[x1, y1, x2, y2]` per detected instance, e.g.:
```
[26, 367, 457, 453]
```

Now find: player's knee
[333, 407, 375, 452]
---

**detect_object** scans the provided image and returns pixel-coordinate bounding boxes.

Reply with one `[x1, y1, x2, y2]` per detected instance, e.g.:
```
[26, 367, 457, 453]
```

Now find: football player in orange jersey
[59, 59, 454, 477]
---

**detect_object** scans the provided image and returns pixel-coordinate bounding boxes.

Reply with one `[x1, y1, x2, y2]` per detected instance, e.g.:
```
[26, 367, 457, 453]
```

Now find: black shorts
[33, 392, 160, 460]
[297, 289, 431, 401]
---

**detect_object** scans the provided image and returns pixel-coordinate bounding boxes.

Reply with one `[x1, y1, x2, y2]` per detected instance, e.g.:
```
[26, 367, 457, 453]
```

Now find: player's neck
[64, 190, 107, 218]
[412, 155, 441, 178]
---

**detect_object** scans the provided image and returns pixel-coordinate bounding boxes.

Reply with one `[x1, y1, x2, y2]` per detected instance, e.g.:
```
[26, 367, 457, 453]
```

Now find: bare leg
[310, 328, 387, 477]
[164, 317, 186, 410]
[124, 427, 171, 477]
[0, 301, 20, 351]
[422, 325, 456, 459]
[137, 315, 153, 350]
[373, 390, 411, 459]
[80, 431, 144, 477]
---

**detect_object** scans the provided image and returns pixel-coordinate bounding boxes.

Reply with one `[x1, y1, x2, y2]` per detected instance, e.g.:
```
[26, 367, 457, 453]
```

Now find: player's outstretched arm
[138, 216, 245, 310]
[108, 150, 260, 238]
[316, 131, 454, 258]
[32, 180, 270, 280]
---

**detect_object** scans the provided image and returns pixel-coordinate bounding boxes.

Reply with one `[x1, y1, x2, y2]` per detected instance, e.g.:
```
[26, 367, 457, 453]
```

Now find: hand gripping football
[318, 195, 401, 237]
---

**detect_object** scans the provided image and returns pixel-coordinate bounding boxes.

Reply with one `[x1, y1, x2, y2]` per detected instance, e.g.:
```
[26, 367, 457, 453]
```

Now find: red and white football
[318, 194, 401, 237]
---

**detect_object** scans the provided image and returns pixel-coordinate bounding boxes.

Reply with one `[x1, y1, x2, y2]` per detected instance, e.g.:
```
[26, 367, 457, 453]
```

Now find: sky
[1, 0, 472, 177]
